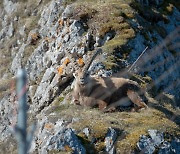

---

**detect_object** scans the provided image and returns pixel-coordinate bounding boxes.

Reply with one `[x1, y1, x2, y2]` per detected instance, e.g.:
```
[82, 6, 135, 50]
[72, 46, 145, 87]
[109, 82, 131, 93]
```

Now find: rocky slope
[0, 0, 180, 153]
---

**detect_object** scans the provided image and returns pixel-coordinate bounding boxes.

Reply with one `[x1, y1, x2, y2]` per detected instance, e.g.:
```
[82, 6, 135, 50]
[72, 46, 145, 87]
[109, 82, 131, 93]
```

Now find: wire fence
[75, 26, 180, 125]
[0, 26, 179, 154]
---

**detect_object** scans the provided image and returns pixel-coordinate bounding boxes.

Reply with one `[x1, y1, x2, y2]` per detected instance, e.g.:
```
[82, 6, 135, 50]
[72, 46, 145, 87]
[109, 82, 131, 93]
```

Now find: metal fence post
[14, 69, 36, 154]
[16, 69, 27, 154]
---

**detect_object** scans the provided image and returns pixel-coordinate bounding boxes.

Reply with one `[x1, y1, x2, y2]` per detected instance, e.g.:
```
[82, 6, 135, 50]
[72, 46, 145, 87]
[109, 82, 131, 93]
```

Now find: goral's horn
[83, 48, 102, 76]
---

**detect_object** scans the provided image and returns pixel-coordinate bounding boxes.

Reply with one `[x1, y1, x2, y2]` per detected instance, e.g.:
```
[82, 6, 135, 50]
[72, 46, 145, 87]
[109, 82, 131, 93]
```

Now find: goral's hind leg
[127, 90, 148, 111]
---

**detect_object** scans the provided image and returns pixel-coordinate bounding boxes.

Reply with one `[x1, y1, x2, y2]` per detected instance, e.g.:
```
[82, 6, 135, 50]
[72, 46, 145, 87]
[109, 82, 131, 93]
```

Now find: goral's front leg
[127, 90, 148, 111]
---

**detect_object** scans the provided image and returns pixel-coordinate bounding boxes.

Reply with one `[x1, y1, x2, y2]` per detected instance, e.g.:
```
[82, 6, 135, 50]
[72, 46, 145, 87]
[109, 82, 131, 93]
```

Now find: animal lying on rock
[72, 49, 148, 111]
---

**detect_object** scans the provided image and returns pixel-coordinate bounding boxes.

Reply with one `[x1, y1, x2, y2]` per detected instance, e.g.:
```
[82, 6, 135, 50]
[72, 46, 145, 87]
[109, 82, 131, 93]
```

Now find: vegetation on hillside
[46, 94, 180, 153]
[0, 0, 179, 153]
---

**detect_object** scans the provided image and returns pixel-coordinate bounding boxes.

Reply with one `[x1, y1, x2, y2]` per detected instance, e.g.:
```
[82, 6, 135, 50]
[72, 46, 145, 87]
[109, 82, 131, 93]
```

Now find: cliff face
[0, 0, 179, 153]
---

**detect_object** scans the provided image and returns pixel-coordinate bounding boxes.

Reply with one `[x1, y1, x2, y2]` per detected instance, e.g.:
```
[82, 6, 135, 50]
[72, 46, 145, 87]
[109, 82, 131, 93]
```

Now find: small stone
[19, 26, 26, 36]
[7, 22, 14, 37]
[105, 127, 117, 154]
[137, 135, 155, 154]
[63, 34, 70, 43]
[83, 128, 90, 137]
[29, 85, 37, 98]
[47, 128, 86, 154]
[158, 141, 171, 154]
[14, 16, 18, 21]
[44, 123, 54, 132]
[148, 129, 164, 146]
[62, 5, 74, 19]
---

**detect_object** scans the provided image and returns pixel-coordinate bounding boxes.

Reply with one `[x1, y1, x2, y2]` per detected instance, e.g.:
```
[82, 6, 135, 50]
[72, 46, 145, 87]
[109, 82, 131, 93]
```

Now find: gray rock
[148, 129, 164, 146]
[25, 40, 49, 81]
[137, 135, 156, 154]
[40, 68, 55, 83]
[137, 130, 163, 153]
[158, 141, 171, 154]
[0, 27, 7, 40]
[158, 138, 180, 154]
[70, 20, 85, 36]
[7, 22, 14, 37]
[128, 27, 180, 102]
[63, 34, 70, 43]
[38, 0, 65, 37]
[47, 128, 86, 154]
[83, 128, 90, 137]
[0, 94, 17, 142]
[14, 16, 18, 21]
[4, 0, 17, 15]
[11, 43, 27, 74]
[61, 4, 74, 19]
[19, 25, 26, 36]
[138, 130, 180, 154]
[27, 29, 39, 45]
[105, 127, 117, 154]
[29, 85, 37, 99]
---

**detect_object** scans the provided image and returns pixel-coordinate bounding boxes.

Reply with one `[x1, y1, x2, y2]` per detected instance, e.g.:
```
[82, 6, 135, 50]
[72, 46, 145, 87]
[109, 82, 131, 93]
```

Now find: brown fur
[72, 69, 148, 111]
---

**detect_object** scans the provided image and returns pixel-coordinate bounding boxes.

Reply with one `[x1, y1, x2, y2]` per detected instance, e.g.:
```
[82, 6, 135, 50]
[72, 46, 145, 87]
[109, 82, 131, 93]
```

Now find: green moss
[70, 107, 179, 153]
[130, 1, 167, 22]
[141, 31, 150, 41]
[103, 28, 135, 52]
[168, 49, 177, 56]
[102, 27, 134, 69]
[102, 54, 118, 70]
[52, 96, 65, 107]
[160, 0, 180, 16]
[66, 0, 137, 70]
[152, 36, 158, 43]
[43, 97, 180, 154]
[166, 43, 178, 56]
[103, 61, 118, 70]
[54, 104, 71, 113]
[155, 25, 167, 38]
[72, 118, 109, 152]
[129, 73, 153, 88]
[62, 0, 78, 6]
[59, 97, 65, 102]
[48, 149, 72, 154]
[131, 0, 179, 24]
[116, 109, 179, 153]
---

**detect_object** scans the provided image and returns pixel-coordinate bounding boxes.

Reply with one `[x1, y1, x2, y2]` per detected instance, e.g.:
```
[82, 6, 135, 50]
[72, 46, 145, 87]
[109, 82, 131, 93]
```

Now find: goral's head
[73, 69, 89, 85]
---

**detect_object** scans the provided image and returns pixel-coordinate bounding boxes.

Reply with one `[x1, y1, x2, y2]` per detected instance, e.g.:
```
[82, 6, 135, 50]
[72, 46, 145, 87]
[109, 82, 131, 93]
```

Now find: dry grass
[0, 46, 12, 79]
[67, 0, 137, 69]
[0, 0, 43, 83]
[0, 78, 13, 99]
[159, 0, 180, 15]
[0, 137, 17, 154]
[45, 95, 180, 153]
[22, 44, 39, 67]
